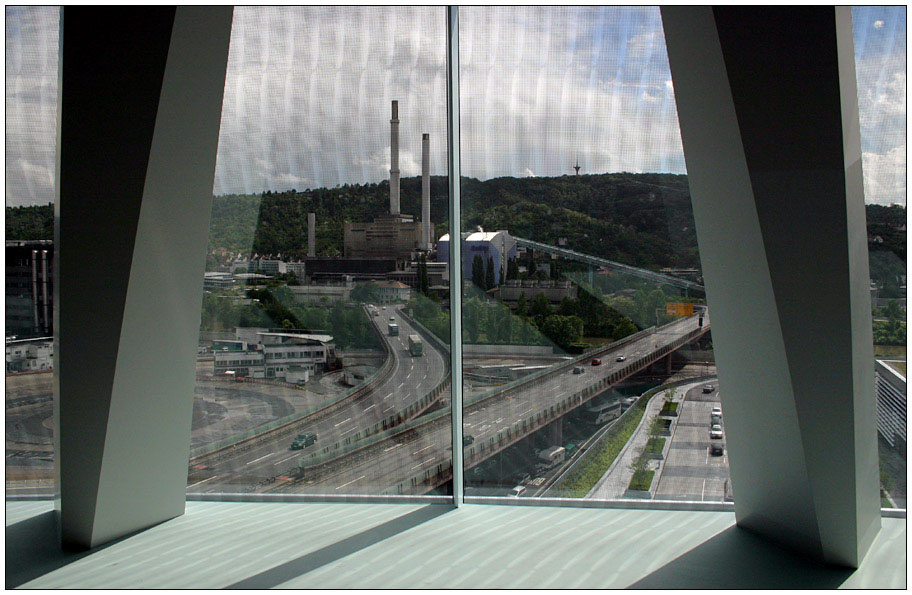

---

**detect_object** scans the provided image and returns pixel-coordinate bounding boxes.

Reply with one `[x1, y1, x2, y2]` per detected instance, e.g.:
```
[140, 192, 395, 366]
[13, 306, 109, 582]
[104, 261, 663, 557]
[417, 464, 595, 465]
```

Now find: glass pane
[189, 7, 452, 497]
[5, 6, 60, 498]
[458, 7, 719, 502]
[853, 6, 907, 510]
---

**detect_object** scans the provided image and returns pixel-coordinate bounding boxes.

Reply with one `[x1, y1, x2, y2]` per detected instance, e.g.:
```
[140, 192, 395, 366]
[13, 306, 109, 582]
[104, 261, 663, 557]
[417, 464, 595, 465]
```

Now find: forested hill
[212, 172, 702, 271]
[7, 178, 906, 274]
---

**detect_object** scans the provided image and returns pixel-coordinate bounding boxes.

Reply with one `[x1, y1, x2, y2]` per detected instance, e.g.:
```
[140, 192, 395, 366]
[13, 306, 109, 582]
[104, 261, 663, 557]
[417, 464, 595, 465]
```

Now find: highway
[189, 305, 449, 492]
[277, 313, 709, 495]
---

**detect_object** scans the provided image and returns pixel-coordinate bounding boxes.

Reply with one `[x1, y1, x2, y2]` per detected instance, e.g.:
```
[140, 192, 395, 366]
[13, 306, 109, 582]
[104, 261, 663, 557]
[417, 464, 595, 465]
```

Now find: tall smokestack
[307, 212, 316, 257]
[390, 100, 400, 215]
[421, 133, 431, 250]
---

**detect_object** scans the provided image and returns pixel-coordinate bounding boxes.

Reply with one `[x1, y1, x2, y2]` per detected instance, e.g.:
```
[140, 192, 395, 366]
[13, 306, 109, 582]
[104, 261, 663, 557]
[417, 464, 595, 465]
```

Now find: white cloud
[874, 20, 884, 29]
[863, 145, 906, 206]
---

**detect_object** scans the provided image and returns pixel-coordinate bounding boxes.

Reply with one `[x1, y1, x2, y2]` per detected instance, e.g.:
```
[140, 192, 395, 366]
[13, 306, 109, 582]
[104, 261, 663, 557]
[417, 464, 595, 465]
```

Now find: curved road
[279, 314, 708, 495]
[190, 305, 448, 492]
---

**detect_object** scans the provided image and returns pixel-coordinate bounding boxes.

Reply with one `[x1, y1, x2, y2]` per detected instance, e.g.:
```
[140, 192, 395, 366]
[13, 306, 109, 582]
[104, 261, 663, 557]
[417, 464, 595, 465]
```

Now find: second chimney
[421, 133, 431, 250]
[307, 212, 316, 257]
[389, 100, 400, 216]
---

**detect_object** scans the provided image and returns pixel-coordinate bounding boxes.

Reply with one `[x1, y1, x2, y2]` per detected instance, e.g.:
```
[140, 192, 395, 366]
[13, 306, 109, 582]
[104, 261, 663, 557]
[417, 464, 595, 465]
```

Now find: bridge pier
[546, 417, 563, 446]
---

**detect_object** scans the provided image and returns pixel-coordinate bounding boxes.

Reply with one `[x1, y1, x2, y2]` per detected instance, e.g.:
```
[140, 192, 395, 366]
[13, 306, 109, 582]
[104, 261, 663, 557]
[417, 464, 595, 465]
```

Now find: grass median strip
[550, 391, 654, 498]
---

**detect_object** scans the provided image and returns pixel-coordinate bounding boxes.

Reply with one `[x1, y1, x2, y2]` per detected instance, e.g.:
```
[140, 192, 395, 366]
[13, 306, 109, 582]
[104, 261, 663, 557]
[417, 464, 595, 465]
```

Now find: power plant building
[437, 229, 517, 285]
[343, 100, 433, 261]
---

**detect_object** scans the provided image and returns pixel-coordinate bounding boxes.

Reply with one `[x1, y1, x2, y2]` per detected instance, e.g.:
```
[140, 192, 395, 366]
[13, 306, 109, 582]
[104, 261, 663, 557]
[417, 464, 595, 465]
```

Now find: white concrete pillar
[662, 6, 880, 567]
[55, 6, 233, 549]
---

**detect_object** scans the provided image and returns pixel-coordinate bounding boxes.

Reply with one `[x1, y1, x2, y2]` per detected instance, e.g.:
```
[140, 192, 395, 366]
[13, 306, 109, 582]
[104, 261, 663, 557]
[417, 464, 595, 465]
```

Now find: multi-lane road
[277, 313, 709, 496]
[188, 305, 448, 493]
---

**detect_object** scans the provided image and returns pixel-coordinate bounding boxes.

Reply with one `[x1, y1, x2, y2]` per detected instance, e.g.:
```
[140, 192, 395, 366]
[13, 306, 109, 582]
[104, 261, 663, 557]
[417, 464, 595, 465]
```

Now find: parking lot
[653, 382, 731, 502]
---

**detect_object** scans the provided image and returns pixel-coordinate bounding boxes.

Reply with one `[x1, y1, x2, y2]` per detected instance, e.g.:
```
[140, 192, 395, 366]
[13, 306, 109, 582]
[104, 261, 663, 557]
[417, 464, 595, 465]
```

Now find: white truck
[537, 446, 566, 469]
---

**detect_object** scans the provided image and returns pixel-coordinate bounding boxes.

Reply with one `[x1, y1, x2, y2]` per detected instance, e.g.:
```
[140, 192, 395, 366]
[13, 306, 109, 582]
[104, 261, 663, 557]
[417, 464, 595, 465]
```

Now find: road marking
[335, 475, 366, 490]
[245, 453, 276, 465]
[385, 443, 402, 452]
[187, 476, 218, 488]
[468, 411, 478, 416]
[340, 426, 358, 437]
[384, 393, 393, 400]
[412, 444, 433, 455]
[334, 417, 352, 427]
[518, 408, 533, 417]
[397, 382, 404, 389]
[364, 404, 376, 412]
[412, 457, 435, 470]
[406, 373, 411, 379]
[701, 479, 706, 501]
[273, 453, 301, 465]
[384, 406, 394, 413]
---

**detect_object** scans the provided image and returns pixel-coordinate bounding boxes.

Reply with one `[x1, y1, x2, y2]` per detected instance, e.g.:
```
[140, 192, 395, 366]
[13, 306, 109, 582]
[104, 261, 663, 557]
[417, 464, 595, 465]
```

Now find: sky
[5, 6, 907, 207]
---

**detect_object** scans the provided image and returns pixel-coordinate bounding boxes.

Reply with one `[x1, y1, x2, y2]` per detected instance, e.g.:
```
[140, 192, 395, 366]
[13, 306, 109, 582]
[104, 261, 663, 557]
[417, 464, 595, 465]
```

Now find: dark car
[294, 432, 318, 447]
[710, 442, 724, 456]
[463, 435, 475, 446]
[591, 358, 602, 366]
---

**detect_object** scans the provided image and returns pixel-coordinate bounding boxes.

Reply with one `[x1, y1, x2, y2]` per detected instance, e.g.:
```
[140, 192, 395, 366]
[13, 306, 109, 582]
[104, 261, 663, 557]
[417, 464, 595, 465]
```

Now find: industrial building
[212, 328, 335, 382]
[343, 101, 434, 261]
[498, 279, 577, 306]
[289, 278, 354, 305]
[6, 240, 54, 338]
[5, 336, 54, 373]
[437, 229, 518, 285]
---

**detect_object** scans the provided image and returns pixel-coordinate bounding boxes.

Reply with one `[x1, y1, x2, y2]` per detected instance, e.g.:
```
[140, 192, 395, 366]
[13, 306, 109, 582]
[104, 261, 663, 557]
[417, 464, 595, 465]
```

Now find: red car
[591, 358, 602, 366]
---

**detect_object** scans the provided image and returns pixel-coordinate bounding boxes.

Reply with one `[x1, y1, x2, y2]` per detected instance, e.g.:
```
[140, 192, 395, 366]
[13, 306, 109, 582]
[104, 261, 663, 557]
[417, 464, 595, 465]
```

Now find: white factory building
[6, 337, 54, 373]
[212, 328, 335, 383]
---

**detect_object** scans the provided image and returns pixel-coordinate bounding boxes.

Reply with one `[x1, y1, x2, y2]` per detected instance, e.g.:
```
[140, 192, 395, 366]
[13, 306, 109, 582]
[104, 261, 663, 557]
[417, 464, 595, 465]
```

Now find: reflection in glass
[6, 6, 59, 498]
[457, 7, 718, 502]
[853, 6, 907, 510]
[188, 7, 451, 497]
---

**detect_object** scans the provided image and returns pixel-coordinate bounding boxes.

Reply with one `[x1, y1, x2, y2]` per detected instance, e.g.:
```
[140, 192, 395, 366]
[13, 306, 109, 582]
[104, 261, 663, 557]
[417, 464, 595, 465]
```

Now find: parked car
[509, 486, 527, 497]
[710, 424, 723, 440]
[616, 355, 626, 362]
[710, 442, 724, 456]
[711, 406, 722, 416]
[572, 366, 584, 374]
[703, 384, 715, 393]
[591, 358, 602, 366]
[463, 434, 475, 446]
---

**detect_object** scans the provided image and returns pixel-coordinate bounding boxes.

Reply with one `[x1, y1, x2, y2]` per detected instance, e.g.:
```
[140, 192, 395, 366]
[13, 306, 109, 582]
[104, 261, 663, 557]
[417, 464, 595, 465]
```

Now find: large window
[853, 6, 907, 510]
[4, 7, 905, 511]
[188, 7, 452, 497]
[5, 6, 59, 498]
[457, 6, 719, 502]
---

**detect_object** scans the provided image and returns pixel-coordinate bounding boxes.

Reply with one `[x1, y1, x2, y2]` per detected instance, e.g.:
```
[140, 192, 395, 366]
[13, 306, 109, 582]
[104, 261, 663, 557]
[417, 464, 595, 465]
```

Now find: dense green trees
[200, 287, 379, 350]
[6, 204, 53, 240]
[350, 281, 380, 303]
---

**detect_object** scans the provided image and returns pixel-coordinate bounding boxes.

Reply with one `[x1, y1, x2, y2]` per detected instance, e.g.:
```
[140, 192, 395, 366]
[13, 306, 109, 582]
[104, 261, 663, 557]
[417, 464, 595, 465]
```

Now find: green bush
[645, 437, 665, 455]
[660, 401, 678, 414]
[628, 469, 654, 492]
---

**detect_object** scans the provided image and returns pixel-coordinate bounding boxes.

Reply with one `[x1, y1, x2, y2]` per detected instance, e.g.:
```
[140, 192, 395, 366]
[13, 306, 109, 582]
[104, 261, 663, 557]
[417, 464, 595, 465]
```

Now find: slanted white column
[662, 6, 880, 567]
[55, 6, 233, 549]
